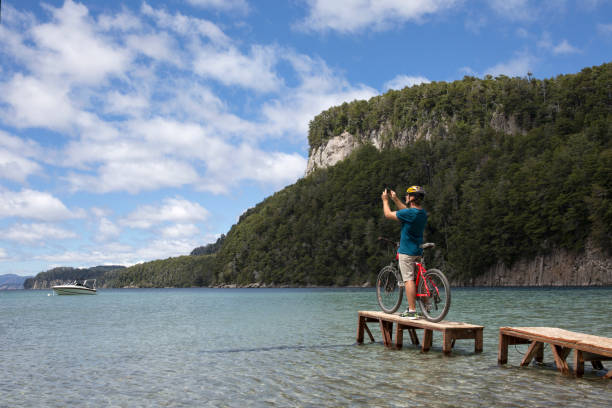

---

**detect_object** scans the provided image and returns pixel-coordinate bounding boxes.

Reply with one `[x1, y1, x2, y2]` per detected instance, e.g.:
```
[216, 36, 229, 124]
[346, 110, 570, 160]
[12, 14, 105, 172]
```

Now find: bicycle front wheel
[376, 265, 403, 314]
[417, 268, 451, 322]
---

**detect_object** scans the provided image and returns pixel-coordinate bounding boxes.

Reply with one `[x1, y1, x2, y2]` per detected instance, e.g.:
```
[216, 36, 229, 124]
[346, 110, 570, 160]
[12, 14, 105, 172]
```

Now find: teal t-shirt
[396, 208, 428, 256]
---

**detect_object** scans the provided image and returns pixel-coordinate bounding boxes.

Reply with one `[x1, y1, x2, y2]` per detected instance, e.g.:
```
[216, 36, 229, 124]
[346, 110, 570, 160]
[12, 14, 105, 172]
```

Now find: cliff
[306, 112, 522, 175]
[457, 241, 612, 286]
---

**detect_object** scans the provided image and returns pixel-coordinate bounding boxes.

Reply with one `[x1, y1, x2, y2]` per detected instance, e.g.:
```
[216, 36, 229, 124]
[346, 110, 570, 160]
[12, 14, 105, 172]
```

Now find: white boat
[52, 279, 97, 295]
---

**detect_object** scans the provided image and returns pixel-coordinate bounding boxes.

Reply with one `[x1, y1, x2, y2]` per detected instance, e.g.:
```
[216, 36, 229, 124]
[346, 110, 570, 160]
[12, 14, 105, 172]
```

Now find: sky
[0, 0, 610, 276]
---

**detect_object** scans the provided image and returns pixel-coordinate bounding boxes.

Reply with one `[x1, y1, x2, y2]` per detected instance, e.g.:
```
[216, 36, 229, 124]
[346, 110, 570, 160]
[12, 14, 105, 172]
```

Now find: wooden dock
[356, 310, 484, 354]
[498, 327, 612, 378]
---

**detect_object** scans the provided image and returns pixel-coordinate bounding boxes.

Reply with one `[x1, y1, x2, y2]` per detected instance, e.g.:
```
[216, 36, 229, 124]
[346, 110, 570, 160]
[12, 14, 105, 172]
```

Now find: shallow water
[1, 287, 611, 407]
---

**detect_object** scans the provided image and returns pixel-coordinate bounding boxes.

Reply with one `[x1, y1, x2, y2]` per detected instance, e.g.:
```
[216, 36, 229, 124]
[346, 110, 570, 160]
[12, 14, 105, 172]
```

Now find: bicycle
[375, 237, 451, 322]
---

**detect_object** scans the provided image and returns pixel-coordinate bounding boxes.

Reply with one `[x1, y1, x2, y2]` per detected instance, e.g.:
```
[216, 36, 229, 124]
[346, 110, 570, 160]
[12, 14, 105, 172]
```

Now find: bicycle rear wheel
[376, 265, 403, 314]
[417, 268, 451, 322]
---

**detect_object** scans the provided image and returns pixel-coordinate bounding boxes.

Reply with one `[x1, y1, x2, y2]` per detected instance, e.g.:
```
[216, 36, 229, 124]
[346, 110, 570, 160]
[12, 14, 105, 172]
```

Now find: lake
[1, 287, 611, 407]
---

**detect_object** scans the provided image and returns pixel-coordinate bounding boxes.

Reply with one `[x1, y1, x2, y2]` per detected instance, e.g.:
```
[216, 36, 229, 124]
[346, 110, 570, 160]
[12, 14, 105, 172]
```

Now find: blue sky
[1, 0, 610, 276]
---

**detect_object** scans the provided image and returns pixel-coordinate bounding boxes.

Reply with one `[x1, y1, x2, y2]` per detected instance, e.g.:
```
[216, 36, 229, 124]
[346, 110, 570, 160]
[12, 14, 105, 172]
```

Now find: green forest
[27, 62, 611, 288]
[23, 265, 124, 289]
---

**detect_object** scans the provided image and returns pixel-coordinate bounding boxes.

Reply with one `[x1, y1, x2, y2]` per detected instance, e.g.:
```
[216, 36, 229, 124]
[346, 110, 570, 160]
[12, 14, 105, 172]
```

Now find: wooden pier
[356, 310, 484, 354]
[498, 327, 612, 378]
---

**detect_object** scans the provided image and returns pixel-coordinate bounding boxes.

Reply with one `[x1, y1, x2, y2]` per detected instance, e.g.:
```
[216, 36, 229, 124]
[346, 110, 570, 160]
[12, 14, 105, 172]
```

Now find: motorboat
[52, 279, 97, 295]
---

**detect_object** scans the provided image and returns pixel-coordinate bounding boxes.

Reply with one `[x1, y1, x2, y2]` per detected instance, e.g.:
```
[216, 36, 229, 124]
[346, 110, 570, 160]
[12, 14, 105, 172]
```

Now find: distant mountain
[0, 274, 31, 290]
[23, 265, 125, 289]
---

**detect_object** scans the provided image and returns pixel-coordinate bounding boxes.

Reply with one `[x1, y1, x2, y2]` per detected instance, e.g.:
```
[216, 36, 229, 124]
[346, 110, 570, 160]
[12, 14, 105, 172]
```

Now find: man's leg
[405, 279, 416, 311]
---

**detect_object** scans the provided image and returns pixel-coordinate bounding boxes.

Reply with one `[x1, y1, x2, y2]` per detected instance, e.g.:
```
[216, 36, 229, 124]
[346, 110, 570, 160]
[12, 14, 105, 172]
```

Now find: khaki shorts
[398, 254, 421, 282]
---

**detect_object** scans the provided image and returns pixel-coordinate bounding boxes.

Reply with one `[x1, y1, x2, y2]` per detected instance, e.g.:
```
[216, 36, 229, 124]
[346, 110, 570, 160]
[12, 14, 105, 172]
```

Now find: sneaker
[400, 310, 420, 319]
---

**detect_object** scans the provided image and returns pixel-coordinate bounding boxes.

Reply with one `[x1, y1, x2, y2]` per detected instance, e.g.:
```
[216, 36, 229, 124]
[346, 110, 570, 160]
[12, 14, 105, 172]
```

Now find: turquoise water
[1, 287, 611, 407]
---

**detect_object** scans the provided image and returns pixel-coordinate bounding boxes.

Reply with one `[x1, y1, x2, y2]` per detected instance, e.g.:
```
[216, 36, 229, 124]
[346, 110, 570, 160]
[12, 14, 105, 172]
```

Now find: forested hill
[106, 62, 611, 288]
[24, 265, 125, 289]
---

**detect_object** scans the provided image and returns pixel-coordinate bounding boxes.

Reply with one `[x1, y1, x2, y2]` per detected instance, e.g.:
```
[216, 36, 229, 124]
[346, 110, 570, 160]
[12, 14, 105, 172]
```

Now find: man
[381, 186, 428, 319]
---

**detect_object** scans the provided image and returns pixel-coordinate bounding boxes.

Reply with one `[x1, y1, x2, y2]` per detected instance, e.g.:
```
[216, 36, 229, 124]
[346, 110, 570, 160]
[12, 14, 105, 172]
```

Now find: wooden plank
[498, 332, 509, 365]
[551, 345, 570, 375]
[559, 347, 572, 360]
[357, 311, 483, 354]
[359, 311, 483, 330]
[535, 340, 544, 363]
[475, 328, 483, 353]
[356, 315, 365, 344]
[574, 350, 584, 378]
[443, 331, 453, 354]
[364, 323, 375, 343]
[520, 341, 543, 366]
[379, 319, 393, 347]
[500, 327, 612, 357]
[423, 329, 433, 353]
[395, 324, 403, 349]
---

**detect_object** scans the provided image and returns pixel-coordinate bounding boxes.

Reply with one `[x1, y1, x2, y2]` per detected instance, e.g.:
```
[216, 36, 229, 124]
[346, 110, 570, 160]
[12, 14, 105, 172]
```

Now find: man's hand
[390, 190, 398, 200]
[381, 189, 389, 201]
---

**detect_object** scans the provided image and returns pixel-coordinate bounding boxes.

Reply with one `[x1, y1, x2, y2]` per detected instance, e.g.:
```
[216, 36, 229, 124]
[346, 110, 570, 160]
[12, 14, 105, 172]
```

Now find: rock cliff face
[29, 280, 67, 289]
[306, 131, 358, 175]
[456, 241, 612, 286]
[306, 113, 521, 175]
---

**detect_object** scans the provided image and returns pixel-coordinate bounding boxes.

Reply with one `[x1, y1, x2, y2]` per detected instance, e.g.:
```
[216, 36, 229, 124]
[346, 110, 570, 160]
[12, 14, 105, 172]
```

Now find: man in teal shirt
[381, 186, 428, 319]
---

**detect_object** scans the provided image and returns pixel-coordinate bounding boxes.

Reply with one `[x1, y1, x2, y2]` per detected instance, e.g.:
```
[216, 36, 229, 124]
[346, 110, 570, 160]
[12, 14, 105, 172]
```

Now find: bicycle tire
[417, 268, 451, 322]
[376, 265, 403, 314]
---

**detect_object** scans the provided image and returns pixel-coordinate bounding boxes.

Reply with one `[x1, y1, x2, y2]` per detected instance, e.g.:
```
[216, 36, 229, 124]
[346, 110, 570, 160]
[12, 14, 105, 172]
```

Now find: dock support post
[574, 350, 584, 377]
[443, 331, 452, 354]
[356, 315, 375, 344]
[498, 332, 509, 365]
[551, 345, 570, 375]
[521, 341, 544, 366]
[395, 324, 403, 349]
[422, 329, 433, 353]
[357, 315, 365, 344]
[379, 319, 393, 347]
[475, 328, 483, 353]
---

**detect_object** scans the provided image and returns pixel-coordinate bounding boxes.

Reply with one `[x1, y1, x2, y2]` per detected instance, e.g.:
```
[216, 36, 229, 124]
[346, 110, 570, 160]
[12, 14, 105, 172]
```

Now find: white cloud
[30, 0, 131, 84]
[260, 53, 378, 138]
[97, 217, 121, 242]
[0, 248, 7, 260]
[0, 132, 42, 182]
[67, 159, 200, 194]
[122, 197, 210, 229]
[0, 189, 77, 221]
[2, 223, 77, 244]
[160, 223, 200, 238]
[538, 32, 580, 55]
[141, 2, 230, 45]
[192, 44, 282, 92]
[484, 54, 535, 77]
[552, 39, 580, 55]
[0, 74, 77, 130]
[37, 238, 199, 266]
[296, 0, 458, 33]
[125, 32, 177, 62]
[384, 75, 430, 91]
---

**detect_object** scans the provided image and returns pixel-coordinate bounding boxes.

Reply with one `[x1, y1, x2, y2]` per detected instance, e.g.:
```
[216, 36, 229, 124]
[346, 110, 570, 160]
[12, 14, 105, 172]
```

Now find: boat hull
[52, 285, 97, 295]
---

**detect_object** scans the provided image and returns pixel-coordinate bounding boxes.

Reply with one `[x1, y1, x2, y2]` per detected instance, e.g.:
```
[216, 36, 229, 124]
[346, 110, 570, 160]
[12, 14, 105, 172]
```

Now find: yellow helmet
[406, 185, 425, 196]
